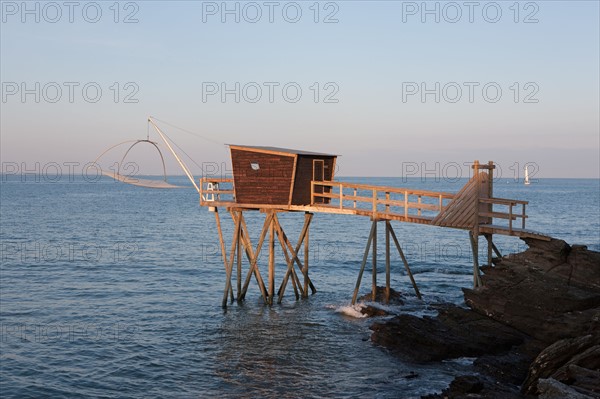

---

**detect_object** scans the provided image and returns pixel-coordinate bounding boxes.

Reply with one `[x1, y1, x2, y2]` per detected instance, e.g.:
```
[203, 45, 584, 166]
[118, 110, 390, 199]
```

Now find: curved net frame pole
[148, 117, 201, 194]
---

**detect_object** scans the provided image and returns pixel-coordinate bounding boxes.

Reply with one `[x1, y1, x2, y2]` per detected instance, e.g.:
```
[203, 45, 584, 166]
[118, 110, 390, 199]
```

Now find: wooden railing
[479, 197, 528, 233]
[198, 177, 530, 234]
[311, 180, 455, 219]
[311, 180, 530, 232]
[199, 177, 235, 203]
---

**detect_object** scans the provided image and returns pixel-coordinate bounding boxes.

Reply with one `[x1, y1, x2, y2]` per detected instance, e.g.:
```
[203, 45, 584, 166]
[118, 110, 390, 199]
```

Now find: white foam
[327, 304, 367, 318]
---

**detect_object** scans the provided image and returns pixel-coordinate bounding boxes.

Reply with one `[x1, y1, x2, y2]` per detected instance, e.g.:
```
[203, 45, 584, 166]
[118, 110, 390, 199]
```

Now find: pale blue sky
[1, 1, 599, 178]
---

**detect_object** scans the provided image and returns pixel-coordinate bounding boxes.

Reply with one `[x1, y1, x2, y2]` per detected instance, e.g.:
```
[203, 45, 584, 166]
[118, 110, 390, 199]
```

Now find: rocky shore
[368, 238, 600, 398]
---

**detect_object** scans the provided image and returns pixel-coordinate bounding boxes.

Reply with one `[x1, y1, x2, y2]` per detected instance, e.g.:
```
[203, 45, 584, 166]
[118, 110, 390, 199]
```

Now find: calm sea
[1, 176, 598, 398]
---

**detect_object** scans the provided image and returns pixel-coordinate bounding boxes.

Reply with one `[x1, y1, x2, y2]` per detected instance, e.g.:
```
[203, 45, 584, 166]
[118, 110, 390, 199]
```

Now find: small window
[250, 162, 260, 171]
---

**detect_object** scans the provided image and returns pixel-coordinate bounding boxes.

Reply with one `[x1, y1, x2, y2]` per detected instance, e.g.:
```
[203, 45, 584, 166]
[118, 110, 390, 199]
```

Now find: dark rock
[522, 334, 600, 395]
[464, 239, 600, 344]
[536, 378, 595, 399]
[449, 375, 484, 393]
[370, 304, 524, 362]
[360, 305, 390, 317]
[370, 237, 600, 399]
[358, 286, 404, 305]
[422, 374, 526, 399]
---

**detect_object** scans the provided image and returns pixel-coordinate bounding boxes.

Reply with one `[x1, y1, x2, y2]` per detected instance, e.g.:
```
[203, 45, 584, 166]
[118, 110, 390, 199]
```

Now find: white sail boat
[524, 165, 531, 185]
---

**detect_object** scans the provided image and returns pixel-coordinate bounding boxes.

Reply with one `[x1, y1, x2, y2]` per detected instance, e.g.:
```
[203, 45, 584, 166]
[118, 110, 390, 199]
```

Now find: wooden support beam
[214, 208, 234, 303]
[353, 221, 376, 304]
[485, 234, 493, 267]
[277, 214, 316, 296]
[269, 212, 275, 305]
[240, 212, 273, 302]
[304, 213, 310, 297]
[388, 223, 422, 299]
[385, 221, 391, 304]
[222, 211, 241, 308]
[469, 231, 482, 288]
[273, 215, 303, 303]
[372, 220, 377, 301]
[236, 217, 242, 301]
[491, 241, 502, 258]
[352, 220, 376, 304]
[231, 211, 268, 303]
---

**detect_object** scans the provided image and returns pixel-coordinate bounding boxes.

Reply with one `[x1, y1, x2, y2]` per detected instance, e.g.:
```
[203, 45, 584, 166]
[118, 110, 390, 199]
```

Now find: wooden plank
[479, 211, 523, 220]
[275, 214, 315, 295]
[240, 214, 268, 301]
[214, 209, 234, 302]
[222, 212, 241, 307]
[240, 212, 273, 301]
[269, 212, 275, 305]
[229, 145, 297, 158]
[372, 220, 377, 301]
[385, 221, 390, 303]
[437, 186, 477, 227]
[236, 214, 242, 301]
[388, 222, 421, 299]
[469, 230, 482, 288]
[478, 226, 552, 241]
[288, 154, 298, 205]
[480, 197, 528, 205]
[304, 213, 310, 296]
[232, 211, 268, 302]
[313, 180, 455, 199]
[352, 220, 376, 305]
[274, 215, 302, 303]
[432, 173, 480, 227]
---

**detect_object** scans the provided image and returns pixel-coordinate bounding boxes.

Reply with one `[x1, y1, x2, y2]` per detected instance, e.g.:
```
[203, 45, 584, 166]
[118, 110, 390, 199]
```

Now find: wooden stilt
[222, 212, 241, 307]
[236, 219, 242, 302]
[469, 231, 482, 287]
[214, 208, 234, 302]
[268, 212, 275, 305]
[388, 223, 421, 299]
[304, 214, 310, 297]
[385, 221, 391, 304]
[471, 161, 483, 288]
[372, 220, 377, 301]
[491, 241, 502, 258]
[352, 220, 376, 304]
[277, 215, 315, 296]
[240, 212, 273, 302]
[485, 234, 493, 267]
[273, 215, 302, 303]
[235, 213, 268, 302]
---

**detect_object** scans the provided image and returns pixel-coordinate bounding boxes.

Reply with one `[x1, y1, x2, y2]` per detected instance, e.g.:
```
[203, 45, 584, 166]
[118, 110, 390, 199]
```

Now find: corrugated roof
[228, 144, 337, 157]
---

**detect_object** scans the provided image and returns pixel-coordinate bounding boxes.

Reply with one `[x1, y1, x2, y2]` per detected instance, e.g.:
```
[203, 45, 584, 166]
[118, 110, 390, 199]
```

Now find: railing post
[199, 178, 203, 203]
[339, 183, 343, 209]
[404, 190, 408, 218]
[509, 204, 513, 233]
[311, 181, 314, 205]
[372, 189, 377, 218]
[385, 192, 390, 213]
[522, 204, 526, 229]
[439, 194, 443, 212]
[417, 195, 422, 216]
[353, 188, 357, 209]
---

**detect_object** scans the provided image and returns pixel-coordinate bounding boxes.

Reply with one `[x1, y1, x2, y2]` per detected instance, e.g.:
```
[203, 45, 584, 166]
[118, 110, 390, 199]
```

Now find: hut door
[313, 160, 325, 204]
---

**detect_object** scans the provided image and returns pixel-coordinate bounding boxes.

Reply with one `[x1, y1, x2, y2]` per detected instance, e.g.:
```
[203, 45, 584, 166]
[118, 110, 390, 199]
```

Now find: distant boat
[524, 165, 531, 185]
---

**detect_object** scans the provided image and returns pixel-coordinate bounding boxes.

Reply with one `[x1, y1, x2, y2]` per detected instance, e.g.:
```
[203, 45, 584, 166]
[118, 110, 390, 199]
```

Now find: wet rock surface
[368, 238, 600, 398]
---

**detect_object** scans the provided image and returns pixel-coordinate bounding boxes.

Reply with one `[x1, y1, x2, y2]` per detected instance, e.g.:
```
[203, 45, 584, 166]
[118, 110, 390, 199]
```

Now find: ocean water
[1, 176, 599, 398]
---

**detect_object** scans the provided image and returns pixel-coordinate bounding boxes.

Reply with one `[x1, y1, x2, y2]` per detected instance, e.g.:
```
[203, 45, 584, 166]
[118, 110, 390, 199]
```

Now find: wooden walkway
[199, 164, 550, 241]
[198, 161, 552, 307]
